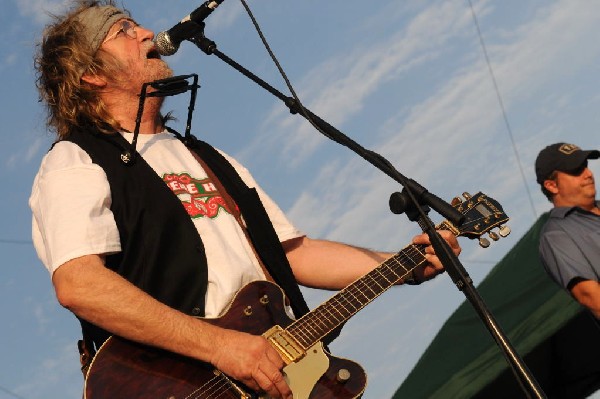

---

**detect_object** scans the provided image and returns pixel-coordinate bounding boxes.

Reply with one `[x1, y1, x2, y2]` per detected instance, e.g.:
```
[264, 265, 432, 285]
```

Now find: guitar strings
[179, 243, 434, 398]
[286, 242, 429, 348]
[183, 372, 240, 399]
[180, 212, 488, 397]
[288, 246, 425, 346]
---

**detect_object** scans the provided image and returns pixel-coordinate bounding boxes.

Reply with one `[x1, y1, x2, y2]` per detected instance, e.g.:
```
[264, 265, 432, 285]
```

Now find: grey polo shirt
[539, 201, 600, 290]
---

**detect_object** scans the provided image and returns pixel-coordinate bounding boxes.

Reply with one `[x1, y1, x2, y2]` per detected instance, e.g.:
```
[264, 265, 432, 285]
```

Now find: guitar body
[84, 193, 509, 398]
[84, 281, 367, 399]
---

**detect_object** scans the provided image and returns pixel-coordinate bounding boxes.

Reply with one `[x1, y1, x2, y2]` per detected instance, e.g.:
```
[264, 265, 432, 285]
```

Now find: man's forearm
[284, 233, 459, 290]
[570, 279, 600, 318]
[53, 254, 296, 397]
[52, 254, 222, 363]
[283, 237, 393, 290]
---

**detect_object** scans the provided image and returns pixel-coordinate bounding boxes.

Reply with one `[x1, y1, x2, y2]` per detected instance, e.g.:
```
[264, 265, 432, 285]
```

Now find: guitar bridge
[263, 325, 305, 364]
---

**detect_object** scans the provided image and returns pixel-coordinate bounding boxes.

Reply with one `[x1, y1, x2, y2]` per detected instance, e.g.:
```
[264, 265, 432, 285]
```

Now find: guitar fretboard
[286, 242, 429, 349]
[281, 192, 508, 351]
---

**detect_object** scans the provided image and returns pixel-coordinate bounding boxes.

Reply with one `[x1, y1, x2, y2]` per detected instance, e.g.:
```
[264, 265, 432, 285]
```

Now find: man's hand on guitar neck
[210, 328, 292, 399]
[202, 230, 461, 399]
[410, 230, 461, 284]
[283, 231, 461, 290]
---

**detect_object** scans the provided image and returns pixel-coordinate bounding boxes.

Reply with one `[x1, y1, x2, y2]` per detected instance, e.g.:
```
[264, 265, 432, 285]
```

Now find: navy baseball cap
[535, 143, 600, 184]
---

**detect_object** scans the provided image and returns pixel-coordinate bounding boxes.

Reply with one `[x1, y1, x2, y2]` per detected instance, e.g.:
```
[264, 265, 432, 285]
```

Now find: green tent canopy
[394, 213, 600, 399]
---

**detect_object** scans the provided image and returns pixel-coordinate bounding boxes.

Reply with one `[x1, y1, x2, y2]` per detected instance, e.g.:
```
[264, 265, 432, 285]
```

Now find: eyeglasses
[103, 20, 138, 44]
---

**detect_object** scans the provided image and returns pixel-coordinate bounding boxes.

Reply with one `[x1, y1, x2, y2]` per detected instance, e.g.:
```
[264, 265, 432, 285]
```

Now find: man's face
[99, 18, 173, 92]
[545, 161, 597, 208]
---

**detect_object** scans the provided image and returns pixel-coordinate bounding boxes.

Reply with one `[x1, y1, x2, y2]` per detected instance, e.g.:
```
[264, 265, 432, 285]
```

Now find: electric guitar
[84, 192, 509, 399]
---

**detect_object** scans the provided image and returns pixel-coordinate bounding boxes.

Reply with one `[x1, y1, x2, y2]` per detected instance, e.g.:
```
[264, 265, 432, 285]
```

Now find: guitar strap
[179, 133, 312, 321]
[77, 144, 281, 377]
[184, 137, 347, 347]
[78, 131, 317, 376]
[186, 147, 279, 285]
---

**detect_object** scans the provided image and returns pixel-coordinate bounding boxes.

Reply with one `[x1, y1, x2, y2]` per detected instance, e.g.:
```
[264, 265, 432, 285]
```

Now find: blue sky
[2, 0, 600, 398]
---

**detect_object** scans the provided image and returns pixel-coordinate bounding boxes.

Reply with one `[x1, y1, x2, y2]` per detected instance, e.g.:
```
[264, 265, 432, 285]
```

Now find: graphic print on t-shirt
[163, 172, 232, 218]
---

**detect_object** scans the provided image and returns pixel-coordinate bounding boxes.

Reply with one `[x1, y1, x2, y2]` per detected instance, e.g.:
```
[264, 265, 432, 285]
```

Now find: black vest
[64, 129, 309, 347]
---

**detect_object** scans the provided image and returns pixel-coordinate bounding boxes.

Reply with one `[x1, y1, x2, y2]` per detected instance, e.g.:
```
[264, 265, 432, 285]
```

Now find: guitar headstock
[445, 192, 510, 248]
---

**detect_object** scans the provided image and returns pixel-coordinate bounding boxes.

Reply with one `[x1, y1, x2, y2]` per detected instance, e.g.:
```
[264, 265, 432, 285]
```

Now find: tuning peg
[499, 225, 511, 237]
[462, 192, 472, 200]
[479, 237, 490, 248]
[451, 197, 463, 206]
[488, 231, 499, 241]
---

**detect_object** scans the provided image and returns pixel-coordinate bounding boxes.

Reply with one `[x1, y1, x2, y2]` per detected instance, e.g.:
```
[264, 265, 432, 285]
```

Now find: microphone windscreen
[154, 31, 177, 56]
[154, 21, 205, 56]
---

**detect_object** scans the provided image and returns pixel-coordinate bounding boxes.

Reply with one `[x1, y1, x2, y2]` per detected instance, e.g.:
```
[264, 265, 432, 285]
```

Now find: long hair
[35, 0, 126, 139]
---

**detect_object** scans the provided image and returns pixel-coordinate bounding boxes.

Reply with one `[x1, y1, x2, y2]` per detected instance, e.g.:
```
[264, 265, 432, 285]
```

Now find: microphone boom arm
[187, 31, 546, 399]
[190, 34, 463, 225]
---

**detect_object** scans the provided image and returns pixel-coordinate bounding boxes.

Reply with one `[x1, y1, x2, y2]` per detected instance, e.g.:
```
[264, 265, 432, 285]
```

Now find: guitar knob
[462, 192, 472, 200]
[479, 237, 490, 248]
[337, 368, 351, 383]
[489, 231, 499, 241]
[499, 225, 511, 237]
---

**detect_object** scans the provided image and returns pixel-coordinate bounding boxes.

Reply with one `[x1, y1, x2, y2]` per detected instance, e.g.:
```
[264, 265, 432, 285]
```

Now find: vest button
[191, 307, 202, 315]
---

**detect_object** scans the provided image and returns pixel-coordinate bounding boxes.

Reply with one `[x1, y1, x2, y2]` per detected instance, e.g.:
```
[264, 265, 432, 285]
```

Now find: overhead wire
[467, 0, 539, 220]
[0, 8, 536, 399]
[235, 0, 531, 254]
[0, 5, 536, 250]
[0, 7, 536, 398]
[239, 0, 540, 223]
[237, 0, 333, 143]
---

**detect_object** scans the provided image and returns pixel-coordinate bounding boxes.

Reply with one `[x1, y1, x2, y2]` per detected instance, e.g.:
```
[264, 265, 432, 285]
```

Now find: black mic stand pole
[187, 30, 546, 399]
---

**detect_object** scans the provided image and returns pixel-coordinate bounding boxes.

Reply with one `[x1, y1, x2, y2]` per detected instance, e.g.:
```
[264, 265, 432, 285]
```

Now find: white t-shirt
[29, 131, 303, 317]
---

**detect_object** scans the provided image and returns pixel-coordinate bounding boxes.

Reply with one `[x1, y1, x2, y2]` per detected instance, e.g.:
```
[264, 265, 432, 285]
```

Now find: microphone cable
[237, 0, 328, 141]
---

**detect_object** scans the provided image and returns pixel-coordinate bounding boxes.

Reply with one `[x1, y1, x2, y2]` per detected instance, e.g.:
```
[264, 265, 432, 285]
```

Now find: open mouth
[146, 48, 161, 59]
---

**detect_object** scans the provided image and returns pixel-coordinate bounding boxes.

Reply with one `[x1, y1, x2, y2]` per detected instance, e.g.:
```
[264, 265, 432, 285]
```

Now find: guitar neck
[281, 191, 510, 351]
[286, 225, 449, 349]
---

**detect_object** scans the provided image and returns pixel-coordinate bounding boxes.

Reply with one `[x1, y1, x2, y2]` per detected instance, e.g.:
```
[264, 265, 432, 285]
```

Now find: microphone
[154, 0, 225, 56]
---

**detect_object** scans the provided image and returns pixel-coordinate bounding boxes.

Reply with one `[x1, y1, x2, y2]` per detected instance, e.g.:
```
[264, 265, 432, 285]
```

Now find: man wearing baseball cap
[536, 143, 600, 317]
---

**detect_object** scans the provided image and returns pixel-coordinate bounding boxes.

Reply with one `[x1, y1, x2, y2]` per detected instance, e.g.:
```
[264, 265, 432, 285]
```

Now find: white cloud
[2, 54, 18, 68]
[5, 2, 600, 398]
[14, 341, 82, 399]
[241, 0, 476, 167]
[16, 0, 71, 25]
[209, 0, 244, 31]
[286, 0, 600, 248]
[6, 136, 45, 169]
[285, 4, 600, 396]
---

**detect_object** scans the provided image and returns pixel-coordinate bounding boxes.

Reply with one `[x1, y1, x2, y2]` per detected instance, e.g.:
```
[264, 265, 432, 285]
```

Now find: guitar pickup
[263, 325, 305, 364]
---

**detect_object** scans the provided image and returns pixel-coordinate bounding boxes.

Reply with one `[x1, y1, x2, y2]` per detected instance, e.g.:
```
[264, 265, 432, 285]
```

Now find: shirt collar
[549, 200, 600, 219]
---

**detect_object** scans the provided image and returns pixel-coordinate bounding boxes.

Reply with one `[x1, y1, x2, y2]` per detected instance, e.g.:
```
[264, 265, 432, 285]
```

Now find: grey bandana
[75, 5, 129, 54]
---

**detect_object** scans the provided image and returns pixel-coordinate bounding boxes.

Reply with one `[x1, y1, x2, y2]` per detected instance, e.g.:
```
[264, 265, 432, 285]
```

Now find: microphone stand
[186, 29, 546, 399]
